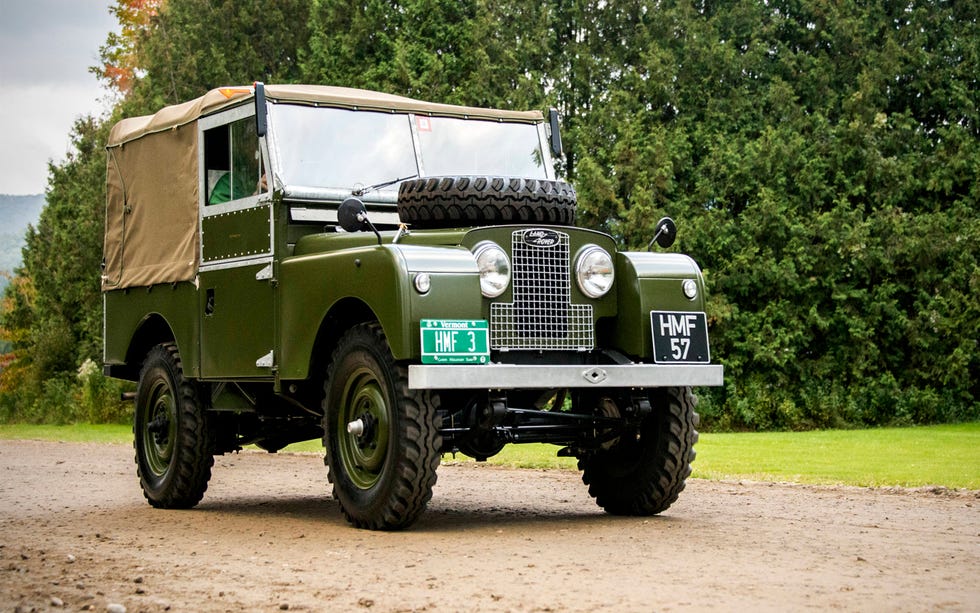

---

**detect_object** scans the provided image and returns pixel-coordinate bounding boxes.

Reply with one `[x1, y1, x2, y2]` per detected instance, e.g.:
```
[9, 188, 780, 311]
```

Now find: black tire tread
[135, 343, 213, 509]
[579, 387, 699, 515]
[397, 175, 576, 228]
[323, 323, 441, 530]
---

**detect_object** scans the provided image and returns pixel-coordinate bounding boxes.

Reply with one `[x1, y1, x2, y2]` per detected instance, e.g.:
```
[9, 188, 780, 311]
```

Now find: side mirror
[548, 107, 563, 158]
[338, 197, 369, 233]
[647, 217, 677, 251]
[254, 82, 267, 137]
[338, 197, 382, 245]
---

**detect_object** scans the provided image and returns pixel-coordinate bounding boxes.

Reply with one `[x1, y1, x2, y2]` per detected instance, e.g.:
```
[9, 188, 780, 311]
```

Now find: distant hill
[0, 194, 46, 282]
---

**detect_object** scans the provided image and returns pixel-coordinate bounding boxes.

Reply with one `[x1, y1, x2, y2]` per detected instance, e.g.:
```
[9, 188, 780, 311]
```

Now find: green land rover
[102, 83, 723, 530]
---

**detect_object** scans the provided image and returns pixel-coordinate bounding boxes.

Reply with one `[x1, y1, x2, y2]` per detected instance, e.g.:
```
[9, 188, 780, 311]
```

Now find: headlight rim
[473, 240, 511, 298]
[575, 244, 615, 299]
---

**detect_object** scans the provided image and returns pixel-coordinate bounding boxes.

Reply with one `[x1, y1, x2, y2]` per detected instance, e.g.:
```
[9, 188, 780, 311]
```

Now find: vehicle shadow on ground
[415, 508, 681, 533]
[191, 493, 682, 533]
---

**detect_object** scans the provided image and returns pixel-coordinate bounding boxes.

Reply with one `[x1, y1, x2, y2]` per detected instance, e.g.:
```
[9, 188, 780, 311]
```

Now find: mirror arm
[357, 212, 383, 246]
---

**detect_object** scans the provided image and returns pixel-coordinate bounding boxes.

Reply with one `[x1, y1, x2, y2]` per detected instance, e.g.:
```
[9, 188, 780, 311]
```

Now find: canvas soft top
[102, 85, 544, 291]
[107, 84, 543, 147]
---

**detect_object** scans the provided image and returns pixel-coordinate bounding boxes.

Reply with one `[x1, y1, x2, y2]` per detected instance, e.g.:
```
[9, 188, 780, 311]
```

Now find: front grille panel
[490, 229, 594, 351]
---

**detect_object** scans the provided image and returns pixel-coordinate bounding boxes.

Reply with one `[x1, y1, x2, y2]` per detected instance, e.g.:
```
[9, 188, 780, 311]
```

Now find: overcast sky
[0, 0, 117, 195]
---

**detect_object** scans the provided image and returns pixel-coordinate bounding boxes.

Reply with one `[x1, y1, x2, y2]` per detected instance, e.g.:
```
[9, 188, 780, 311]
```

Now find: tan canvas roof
[108, 84, 544, 146]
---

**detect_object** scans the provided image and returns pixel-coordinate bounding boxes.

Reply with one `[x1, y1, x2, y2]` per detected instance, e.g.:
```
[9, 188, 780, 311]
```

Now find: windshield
[269, 106, 418, 192]
[268, 104, 548, 195]
[416, 116, 546, 177]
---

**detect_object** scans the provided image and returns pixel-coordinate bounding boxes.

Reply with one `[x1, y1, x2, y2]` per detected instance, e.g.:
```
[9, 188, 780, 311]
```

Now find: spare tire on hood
[397, 176, 576, 229]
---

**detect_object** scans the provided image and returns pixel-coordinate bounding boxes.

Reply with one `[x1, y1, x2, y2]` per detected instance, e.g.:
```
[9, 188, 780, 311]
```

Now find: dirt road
[1, 440, 977, 612]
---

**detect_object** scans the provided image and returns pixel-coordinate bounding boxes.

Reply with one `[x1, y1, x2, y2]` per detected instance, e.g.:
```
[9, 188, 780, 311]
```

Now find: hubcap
[338, 366, 390, 489]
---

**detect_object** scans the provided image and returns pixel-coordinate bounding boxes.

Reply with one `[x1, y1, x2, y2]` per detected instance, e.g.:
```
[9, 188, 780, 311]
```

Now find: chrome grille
[490, 229, 594, 351]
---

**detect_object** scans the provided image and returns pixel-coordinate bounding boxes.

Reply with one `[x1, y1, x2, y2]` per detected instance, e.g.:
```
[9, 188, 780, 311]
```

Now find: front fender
[278, 244, 482, 380]
[613, 252, 707, 358]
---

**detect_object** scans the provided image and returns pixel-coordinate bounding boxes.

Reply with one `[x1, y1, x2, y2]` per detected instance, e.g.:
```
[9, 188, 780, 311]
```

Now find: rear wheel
[134, 343, 213, 508]
[323, 323, 441, 530]
[578, 387, 699, 515]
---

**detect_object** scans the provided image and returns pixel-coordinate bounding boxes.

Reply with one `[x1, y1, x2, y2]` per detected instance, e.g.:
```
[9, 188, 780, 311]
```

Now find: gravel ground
[0, 439, 977, 612]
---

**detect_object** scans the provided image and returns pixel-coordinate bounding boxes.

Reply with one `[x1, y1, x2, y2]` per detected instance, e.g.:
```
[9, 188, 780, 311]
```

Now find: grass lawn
[0, 423, 134, 444]
[692, 423, 980, 489]
[1, 421, 977, 489]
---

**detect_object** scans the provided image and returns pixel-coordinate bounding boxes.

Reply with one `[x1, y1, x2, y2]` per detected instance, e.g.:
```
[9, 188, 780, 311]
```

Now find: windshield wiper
[351, 173, 419, 197]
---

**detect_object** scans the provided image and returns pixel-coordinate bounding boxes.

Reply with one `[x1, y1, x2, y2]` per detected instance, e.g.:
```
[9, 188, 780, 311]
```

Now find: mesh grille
[490, 230, 594, 351]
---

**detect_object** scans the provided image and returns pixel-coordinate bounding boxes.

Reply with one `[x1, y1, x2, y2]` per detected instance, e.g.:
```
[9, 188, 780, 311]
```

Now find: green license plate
[420, 320, 490, 364]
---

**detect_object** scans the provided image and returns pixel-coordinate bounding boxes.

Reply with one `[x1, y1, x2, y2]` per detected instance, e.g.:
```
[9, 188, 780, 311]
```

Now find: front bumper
[408, 363, 724, 390]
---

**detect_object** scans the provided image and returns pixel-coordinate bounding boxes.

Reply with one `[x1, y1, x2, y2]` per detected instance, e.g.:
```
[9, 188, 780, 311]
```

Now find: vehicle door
[198, 105, 276, 378]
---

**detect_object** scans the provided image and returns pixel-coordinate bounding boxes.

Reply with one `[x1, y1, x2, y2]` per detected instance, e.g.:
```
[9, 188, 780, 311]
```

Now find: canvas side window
[204, 117, 264, 205]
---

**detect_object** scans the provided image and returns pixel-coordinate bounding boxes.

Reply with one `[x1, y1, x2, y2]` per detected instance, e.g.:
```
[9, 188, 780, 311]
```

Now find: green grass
[692, 423, 980, 489]
[0, 423, 133, 444]
[2, 422, 977, 489]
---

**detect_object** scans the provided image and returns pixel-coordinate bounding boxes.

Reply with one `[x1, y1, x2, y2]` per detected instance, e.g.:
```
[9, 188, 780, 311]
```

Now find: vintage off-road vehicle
[103, 83, 723, 529]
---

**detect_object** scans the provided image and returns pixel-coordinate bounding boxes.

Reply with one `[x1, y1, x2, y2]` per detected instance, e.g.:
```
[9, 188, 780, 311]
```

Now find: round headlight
[473, 241, 510, 298]
[682, 279, 698, 300]
[576, 245, 615, 298]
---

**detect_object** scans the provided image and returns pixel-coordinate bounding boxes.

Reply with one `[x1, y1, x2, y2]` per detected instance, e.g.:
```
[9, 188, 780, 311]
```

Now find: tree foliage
[2, 0, 977, 427]
[119, 0, 312, 115]
[301, 0, 549, 109]
[92, 0, 164, 96]
[563, 1, 979, 428]
[0, 117, 130, 423]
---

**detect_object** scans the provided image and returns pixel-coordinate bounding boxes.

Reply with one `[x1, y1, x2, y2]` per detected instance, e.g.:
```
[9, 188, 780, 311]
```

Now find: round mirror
[654, 217, 677, 249]
[338, 197, 368, 233]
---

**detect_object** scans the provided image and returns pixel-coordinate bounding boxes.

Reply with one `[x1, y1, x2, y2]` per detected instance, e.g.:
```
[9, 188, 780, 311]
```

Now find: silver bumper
[408, 363, 724, 390]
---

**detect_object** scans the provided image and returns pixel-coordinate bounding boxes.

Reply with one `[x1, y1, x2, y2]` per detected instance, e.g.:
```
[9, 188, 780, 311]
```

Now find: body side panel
[103, 283, 201, 378]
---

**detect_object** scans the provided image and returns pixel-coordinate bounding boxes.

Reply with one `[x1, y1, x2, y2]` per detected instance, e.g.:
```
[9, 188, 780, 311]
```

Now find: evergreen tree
[123, 0, 312, 114]
[2, 117, 107, 380]
[566, 0, 979, 427]
[302, 0, 548, 109]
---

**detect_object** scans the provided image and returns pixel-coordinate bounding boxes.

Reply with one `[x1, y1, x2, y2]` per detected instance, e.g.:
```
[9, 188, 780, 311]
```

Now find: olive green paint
[613, 253, 706, 357]
[103, 283, 202, 377]
[105, 220, 708, 382]
[199, 262, 276, 378]
[277, 242, 484, 380]
[202, 204, 273, 262]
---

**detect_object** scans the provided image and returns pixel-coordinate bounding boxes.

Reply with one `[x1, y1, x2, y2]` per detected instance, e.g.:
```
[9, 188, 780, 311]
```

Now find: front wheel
[134, 343, 213, 508]
[323, 323, 441, 530]
[578, 386, 699, 515]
